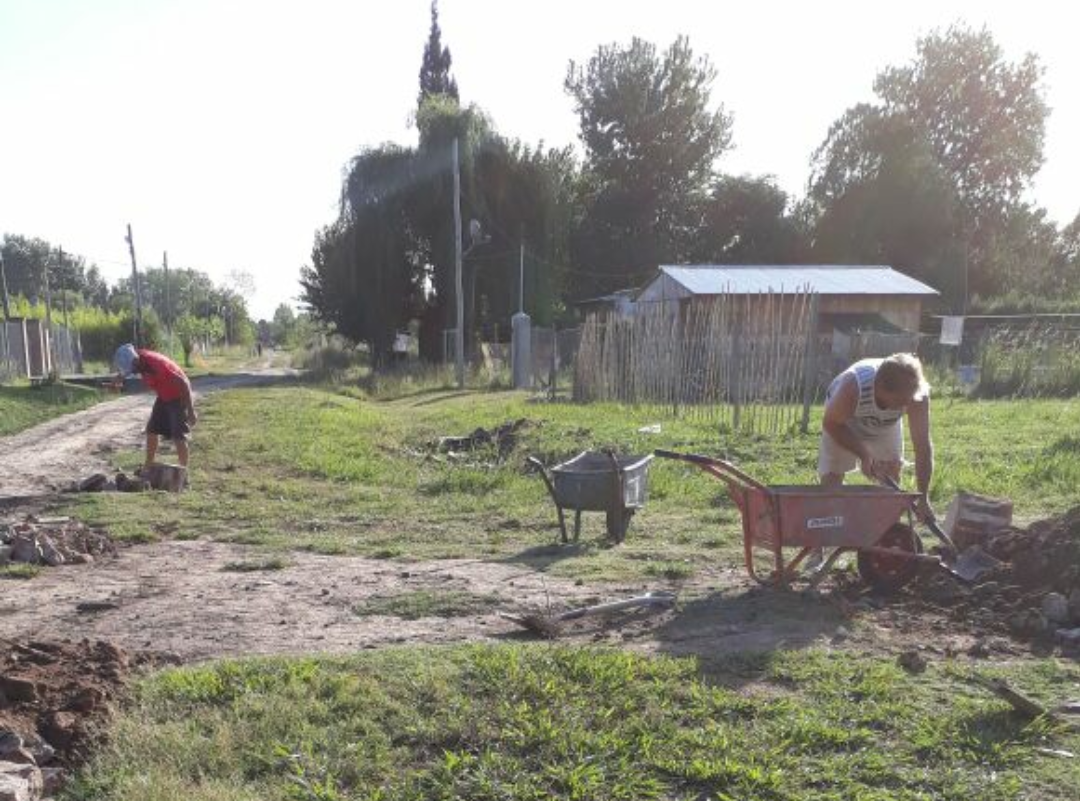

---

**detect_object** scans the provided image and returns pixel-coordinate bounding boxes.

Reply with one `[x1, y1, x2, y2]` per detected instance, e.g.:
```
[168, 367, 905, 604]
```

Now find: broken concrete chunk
[1043, 592, 1071, 625]
[0, 760, 43, 801]
[8, 536, 42, 566]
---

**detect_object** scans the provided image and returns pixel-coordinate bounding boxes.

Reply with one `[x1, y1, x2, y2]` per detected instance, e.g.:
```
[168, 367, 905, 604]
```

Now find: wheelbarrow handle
[526, 455, 570, 543]
[653, 449, 768, 492]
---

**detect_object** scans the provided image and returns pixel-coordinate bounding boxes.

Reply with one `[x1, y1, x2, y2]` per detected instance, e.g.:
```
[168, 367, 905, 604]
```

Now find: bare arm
[173, 375, 197, 424]
[907, 397, 934, 512]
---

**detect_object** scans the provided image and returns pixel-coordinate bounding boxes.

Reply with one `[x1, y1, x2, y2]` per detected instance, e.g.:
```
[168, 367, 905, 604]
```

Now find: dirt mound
[914, 506, 1080, 647]
[1, 517, 116, 568]
[982, 506, 1080, 590]
[434, 419, 534, 461]
[0, 638, 141, 782]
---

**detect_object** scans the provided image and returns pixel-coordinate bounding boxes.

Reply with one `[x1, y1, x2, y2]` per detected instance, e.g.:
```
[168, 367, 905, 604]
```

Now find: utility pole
[43, 250, 54, 374]
[452, 137, 464, 389]
[518, 241, 525, 314]
[0, 248, 10, 321]
[59, 247, 70, 330]
[125, 224, 142, 346]
[163, 251, 171, 334]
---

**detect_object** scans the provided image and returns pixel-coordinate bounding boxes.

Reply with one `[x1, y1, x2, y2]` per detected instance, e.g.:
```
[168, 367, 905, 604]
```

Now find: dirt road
[0, 535, 961, 663]
[0, 370, 296, 501]
[0, 368, 989, 666]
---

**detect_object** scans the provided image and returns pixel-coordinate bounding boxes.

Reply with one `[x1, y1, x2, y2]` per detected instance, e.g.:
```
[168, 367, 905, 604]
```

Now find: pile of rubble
[0, 518, 115, 568]
[1, 639, 135, 800]
[67, 463, 186, 494]
[918, 503, 1080, 650]
[405, 419, 536, 465]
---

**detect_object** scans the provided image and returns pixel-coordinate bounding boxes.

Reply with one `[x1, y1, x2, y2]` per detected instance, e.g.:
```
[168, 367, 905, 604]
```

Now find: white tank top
[826, 358, 902, 436]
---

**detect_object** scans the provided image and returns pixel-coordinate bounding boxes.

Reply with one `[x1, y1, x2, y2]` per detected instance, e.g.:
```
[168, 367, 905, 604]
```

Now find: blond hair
[878, 353, 930, 401]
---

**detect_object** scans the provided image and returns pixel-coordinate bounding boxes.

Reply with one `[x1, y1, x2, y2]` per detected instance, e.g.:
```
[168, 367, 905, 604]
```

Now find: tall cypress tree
[418, 1, 459, 108]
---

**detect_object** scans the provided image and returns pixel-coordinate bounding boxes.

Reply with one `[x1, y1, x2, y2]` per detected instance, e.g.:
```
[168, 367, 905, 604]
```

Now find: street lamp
[464, 219, 491, 359]
[452, 137, 491, 388]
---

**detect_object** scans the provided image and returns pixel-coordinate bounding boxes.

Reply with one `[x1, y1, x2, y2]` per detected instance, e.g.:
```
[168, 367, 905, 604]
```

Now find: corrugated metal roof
[658, 265, 939, 296]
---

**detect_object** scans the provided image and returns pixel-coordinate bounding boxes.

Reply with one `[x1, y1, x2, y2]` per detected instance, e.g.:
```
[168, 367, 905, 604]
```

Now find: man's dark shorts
[147, 399, 190, 441]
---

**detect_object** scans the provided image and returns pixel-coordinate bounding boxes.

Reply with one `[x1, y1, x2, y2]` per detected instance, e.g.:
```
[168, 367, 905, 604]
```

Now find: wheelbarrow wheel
[605, 508, 633, 543]
[858, 523, 923, 593]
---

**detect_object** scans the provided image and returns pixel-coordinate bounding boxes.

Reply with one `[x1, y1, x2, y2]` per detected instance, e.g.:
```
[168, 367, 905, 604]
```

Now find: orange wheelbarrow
[655, 449, 962, 592]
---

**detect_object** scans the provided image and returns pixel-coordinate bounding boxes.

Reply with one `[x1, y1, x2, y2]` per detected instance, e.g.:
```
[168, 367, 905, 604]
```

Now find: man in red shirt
[114, 343, 198, 469]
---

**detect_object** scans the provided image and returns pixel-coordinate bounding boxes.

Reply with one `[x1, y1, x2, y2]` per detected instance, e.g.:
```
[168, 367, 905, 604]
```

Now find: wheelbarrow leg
[603, 449, 628, 543]
[606, 507, 633, 543]
[807, 548, 853, 588]
[527, 456, 568, 544]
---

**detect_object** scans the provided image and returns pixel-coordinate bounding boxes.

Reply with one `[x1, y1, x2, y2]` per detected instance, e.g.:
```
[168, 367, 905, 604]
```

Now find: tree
[1061, 212, 1080, 291]
[1, 235, 56, 301]
[174, 314, 205, 367]
[694, 175, 808, 263]
[875, 25, 1047, 225]
[418, 0, 458, 109]
[84, 265, 111, 308]
[300, 144, 423, 365]
[270, 303, 297, 346]
[565, 36, 733, 297]
[809, 107, 962, 296]
[808, 25, 1050, 304]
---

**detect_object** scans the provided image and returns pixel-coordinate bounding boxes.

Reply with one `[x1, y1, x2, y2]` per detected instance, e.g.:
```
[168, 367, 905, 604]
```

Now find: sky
[1, 0, 1077, 319]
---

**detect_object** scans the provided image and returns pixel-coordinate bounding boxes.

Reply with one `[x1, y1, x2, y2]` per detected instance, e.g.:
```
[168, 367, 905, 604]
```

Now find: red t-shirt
[137, 350, 189, 402]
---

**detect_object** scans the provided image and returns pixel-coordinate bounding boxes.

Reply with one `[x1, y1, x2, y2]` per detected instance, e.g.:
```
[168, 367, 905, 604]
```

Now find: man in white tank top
[818, 353, 936, 524]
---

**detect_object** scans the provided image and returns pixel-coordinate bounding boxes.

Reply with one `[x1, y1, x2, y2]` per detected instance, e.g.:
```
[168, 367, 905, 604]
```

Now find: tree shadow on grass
[650, 585, 847, 677]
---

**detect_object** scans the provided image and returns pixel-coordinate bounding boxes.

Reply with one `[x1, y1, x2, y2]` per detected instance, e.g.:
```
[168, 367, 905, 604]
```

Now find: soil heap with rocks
[0, 518, 116, 568]
[918, 505, 1080, 649]
[0, 638, 137, 799]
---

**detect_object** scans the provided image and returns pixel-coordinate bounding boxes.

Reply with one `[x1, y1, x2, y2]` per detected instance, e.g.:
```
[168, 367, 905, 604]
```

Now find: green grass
[353, 590, 503, 620]
[0, 563, 42, 579]
[0, 381, 103, 436]
[222, 557, 290, 572]
[59, 386, 1080, 582]
[68, 645, 1080, 801]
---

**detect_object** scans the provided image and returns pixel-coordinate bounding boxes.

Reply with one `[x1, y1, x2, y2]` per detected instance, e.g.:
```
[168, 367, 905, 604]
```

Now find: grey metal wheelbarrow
[526, 450, 654, 543]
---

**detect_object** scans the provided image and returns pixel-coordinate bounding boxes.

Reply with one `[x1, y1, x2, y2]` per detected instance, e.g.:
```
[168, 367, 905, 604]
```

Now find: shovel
[881, 478, 1000, 583]
[500, 591, 677, 637]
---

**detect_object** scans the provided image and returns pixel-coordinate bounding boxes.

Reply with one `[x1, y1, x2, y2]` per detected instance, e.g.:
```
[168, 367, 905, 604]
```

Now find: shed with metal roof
[636, 265, 938, 332]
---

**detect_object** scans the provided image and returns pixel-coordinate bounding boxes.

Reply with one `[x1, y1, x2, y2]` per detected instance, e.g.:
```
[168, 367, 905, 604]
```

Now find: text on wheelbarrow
[806, 516, 844, 530]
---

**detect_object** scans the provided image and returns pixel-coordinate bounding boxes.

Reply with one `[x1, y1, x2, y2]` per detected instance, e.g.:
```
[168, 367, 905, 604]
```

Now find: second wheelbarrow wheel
[605, 508, 634, 543]
[858, 523, 923, 593]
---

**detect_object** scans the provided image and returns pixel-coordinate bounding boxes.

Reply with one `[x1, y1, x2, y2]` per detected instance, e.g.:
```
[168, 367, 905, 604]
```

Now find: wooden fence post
[800, 293, 821, 434]
[731, 304, 744, 430]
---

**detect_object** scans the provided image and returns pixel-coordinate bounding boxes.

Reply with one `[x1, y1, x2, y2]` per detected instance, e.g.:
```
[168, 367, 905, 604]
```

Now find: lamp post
[452, 138, 491, 388]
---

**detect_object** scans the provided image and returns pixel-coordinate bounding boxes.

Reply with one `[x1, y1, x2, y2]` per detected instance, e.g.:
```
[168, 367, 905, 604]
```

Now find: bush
[970, 291, 1080, 315]
[293, 339, 368, 382]
[975, 326, 1080, 398]
[9, 298, 164, 363]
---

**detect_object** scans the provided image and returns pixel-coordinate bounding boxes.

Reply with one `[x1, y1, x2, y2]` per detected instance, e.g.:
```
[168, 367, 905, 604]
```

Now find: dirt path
[0, 369, 296, 501]
[0, 365, 1000, 667]
[0, 540, 604, 661]
[0, 535, 993, 665]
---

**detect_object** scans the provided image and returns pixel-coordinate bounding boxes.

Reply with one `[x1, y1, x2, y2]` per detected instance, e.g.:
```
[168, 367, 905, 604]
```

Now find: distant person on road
[819, 353, 935, 523]
[113, 344, 197, 470]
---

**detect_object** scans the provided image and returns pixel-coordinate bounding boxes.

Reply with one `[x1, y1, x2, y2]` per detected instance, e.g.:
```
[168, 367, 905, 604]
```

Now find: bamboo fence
[573, 288, 820, 435]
